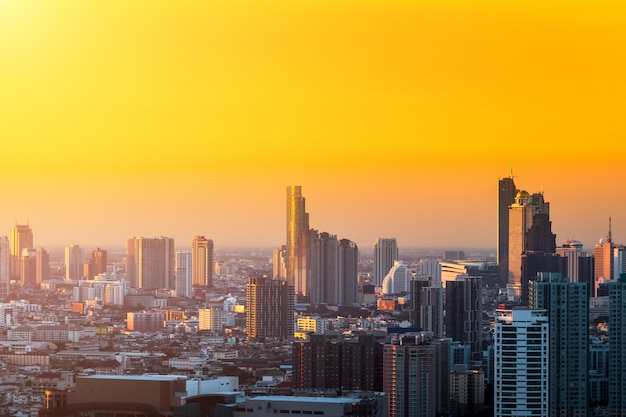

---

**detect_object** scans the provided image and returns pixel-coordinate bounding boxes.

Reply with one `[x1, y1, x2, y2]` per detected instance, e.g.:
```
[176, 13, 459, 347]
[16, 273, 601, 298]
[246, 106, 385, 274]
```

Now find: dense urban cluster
[0, 181, 621, 417]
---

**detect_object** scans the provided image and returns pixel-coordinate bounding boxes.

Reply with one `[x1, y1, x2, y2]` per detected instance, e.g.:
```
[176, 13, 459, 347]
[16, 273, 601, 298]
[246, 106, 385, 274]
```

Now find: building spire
[509, 166, 514, 179]
[609, 217, 612, 243]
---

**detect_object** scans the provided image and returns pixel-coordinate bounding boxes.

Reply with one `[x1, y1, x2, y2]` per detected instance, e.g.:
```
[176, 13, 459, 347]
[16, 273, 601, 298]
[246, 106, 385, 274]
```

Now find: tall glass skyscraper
[497, 172, 517, 287]
[287, 186, 310, 300]
[529, 272, 589, 417]
[10, 223, 33, 281]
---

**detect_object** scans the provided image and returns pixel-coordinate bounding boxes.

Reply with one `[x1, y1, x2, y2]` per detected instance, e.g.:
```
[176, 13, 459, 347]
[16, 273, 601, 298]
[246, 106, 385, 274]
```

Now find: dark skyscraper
[246, 276, 294, 339]
[444, 275, 482, 361]
[91, 247, 108, 276]
[498, 172, 517, 287]
[529, 272, 589, 417]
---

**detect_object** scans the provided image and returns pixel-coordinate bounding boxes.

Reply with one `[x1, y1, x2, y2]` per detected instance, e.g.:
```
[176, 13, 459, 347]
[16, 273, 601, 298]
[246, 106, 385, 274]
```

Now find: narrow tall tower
[497, 172, 517, 287]
[191, 236, 214, 288]
[10, 223, 33, 281]
[287, 186, 310, 300]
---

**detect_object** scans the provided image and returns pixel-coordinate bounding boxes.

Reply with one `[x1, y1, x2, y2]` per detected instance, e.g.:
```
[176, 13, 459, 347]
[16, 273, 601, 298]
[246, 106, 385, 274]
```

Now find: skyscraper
[126, 237, 175, 290]
[494, 308, 549, 417]
[529, 272, 588, 417]
[608, 274, 626, 416]
[507, 190, 553, 301]
[498, 172, 517, 287]
[10, 223, 33, 281]
[373, 238, 399, 287]
[246, 276, 294, 339]
[65, 244, 84, 282]
[287, 186, 310, 300]
[0, 237, 9, 300]
[383, 333, 450, 417]
[175, 250, 193, 298]
[410, 277, 444, 338]
[191, 236, 214, 287]
[444, 275, 482, 360]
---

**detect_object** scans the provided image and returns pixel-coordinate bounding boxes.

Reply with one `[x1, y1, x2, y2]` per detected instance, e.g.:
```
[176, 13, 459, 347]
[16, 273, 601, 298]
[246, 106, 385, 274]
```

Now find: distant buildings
[246, 276, 294, 339]
[373, 238, 398, 287]
[410, 276, 443, 338]
[494, 308, 549, 417]
[199, 302, 224, 332]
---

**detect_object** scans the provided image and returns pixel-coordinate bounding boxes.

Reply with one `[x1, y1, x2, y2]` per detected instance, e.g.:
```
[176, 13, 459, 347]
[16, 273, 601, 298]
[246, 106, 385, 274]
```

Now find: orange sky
[1, 0, 625, 251]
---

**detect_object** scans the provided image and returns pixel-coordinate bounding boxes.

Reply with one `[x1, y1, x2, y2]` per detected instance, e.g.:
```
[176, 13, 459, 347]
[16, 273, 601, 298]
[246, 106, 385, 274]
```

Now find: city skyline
[1, 1, 625, 250]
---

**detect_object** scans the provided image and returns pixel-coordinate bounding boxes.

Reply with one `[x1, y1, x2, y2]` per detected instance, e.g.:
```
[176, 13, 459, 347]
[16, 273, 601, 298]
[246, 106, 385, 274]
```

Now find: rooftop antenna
[509, 166, 514, 179]
[609, 217, 613, 243]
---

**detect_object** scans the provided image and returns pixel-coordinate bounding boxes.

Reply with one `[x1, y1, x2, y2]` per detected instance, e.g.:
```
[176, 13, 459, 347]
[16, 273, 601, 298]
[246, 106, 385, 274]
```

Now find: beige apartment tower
[192, 236, 214, 287]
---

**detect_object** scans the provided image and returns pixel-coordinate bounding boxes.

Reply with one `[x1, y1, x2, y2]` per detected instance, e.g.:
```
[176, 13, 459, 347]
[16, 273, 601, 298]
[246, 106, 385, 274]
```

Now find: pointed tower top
[509, 166, 514, 179]
[609, 217, 613, 243]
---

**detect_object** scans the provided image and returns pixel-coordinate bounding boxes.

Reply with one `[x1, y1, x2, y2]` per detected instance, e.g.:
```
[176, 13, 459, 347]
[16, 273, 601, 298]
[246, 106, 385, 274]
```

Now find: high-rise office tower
[444, 275, 482, 360]
[35, 248, 49, 283]
[287, 186, 310, 300]
[65, 245, 84, 282]
[246, 276, 294, 339]
[309, 233, 358, 305]
[494, 308, 549, 417]
[191, 236, 214, 287]
[498, 172, 517, 287]
[383, 333, 450, 417]
[91, 248, 108, 276]
[175, 250, 193, 298]
[126, 237, 175, 290]
[608, 273, 626, 416]
[410, 277, 444, 338]
[508, 190, 553, 300]
[10, 223, 33, 281]
[529, 272, 589, 417]
[0, 237, 9, 300]
[373, 238, 399, 287]
[21, 248, 37, 285]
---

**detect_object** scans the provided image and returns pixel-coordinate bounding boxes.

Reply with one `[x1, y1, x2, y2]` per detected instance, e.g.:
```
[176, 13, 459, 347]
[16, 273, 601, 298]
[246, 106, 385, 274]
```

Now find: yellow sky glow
[1, 0, 625, 249]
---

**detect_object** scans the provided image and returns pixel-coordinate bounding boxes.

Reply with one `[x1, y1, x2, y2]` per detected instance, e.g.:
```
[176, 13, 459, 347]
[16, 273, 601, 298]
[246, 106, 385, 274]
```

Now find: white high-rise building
[373, 238, 398, 286]
[65, 245, 84, 282]
[495, 308, 549, 417]
[175, 250, 193, 298]
[0, 237, 9, 300]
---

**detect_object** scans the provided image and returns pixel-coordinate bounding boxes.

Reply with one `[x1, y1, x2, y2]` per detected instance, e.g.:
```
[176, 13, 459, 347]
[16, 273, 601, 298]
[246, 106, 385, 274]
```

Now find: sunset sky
[1, 0, 625, 251]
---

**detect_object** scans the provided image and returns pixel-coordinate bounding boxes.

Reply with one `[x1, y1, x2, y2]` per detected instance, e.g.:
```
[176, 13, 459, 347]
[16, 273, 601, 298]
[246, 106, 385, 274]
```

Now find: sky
[1, 0, 625, 251]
